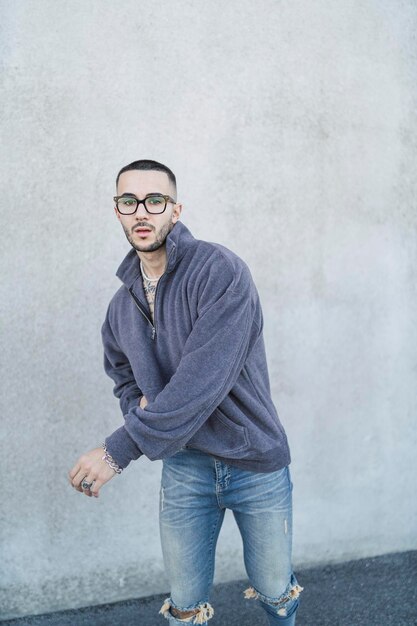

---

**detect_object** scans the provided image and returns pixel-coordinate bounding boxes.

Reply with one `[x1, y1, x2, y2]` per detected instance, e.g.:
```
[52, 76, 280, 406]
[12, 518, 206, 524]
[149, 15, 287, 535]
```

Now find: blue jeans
[158, 447, 302, 625]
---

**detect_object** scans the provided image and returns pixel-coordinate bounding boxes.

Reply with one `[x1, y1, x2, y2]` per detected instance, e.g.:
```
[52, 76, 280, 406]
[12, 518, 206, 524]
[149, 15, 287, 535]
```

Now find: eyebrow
[119, 192, 165, 198]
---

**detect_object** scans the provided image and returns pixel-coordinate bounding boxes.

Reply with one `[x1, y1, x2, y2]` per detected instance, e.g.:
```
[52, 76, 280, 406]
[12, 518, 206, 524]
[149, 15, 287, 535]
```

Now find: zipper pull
[152, 327, 156, 340]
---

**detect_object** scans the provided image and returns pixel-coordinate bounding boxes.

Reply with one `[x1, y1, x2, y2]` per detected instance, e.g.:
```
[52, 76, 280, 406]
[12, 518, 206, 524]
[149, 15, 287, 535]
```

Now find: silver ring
[81, 479, 93, 490]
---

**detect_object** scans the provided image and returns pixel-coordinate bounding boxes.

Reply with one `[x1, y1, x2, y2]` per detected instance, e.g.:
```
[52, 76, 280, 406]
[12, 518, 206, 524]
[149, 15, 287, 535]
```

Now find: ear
[114, 206, 121, 220]
[172, 203, 183, 224]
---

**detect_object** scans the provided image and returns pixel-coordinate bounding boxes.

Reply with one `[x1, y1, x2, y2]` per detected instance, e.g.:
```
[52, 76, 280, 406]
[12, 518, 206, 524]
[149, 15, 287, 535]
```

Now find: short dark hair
[116, 159, 177, 195]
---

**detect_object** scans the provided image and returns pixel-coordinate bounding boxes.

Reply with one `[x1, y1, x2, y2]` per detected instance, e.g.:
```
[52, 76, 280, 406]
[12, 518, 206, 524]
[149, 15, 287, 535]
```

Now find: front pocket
[187, 408, 249, 456]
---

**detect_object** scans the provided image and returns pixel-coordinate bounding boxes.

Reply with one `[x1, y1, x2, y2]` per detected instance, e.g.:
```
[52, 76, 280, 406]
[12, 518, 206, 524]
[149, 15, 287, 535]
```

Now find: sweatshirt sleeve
[101, 310, 144, 463]
[105, 259, 259, 467]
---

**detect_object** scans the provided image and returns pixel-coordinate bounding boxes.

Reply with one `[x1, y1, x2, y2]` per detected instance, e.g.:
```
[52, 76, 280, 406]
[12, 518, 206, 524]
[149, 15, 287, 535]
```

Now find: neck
[137, 246, 167, 279]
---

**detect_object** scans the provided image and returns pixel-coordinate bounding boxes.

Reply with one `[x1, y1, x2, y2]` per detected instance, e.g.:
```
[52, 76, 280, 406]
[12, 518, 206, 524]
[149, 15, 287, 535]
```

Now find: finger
[72, 471, 85, 490]
[72, 469, 89, 491]
[68, 463, 80, 481]
[91, 479, 103, 498]
[91, 465, 116, 497]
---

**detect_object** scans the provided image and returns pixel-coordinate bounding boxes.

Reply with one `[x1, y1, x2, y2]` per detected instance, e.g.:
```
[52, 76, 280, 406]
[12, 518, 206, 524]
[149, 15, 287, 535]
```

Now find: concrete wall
[1, 0, 416, 619]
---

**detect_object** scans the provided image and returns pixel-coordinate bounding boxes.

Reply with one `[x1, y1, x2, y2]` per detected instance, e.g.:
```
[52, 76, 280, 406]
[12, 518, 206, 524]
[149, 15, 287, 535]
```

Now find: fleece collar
[115, 220, 196, 288]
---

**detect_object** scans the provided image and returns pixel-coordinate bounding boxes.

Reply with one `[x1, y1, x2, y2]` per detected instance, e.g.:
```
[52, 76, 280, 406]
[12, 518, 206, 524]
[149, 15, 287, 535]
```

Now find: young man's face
[115, 169, 182, 253]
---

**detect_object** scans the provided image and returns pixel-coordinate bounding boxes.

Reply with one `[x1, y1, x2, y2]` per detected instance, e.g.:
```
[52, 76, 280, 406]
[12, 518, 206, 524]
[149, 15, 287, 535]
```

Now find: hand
[68, 447, 117, 498]
[139, 395, 148, 409]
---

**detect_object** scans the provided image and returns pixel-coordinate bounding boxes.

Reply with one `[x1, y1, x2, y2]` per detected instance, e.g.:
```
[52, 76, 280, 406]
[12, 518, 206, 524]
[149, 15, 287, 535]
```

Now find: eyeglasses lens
[117, 198, 137, 214]
[144, 196, 166, 213]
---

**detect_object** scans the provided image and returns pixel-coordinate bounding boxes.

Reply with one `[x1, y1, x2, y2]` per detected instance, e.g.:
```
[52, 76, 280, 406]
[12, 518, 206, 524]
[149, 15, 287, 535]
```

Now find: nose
[134, 200, 149, 220]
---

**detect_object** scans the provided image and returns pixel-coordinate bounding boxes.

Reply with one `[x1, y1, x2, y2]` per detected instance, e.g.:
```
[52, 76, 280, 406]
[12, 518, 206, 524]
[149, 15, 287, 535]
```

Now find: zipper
[128, 287, 156, 339]
[151, 246, 175, 339]
[128, 245, 176, 341]
[151, 276, 163, 339]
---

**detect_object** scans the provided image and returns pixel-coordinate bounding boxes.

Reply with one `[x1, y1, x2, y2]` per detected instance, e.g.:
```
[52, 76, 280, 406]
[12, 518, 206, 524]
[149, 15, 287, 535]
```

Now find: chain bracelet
[101, 442, 123, 474]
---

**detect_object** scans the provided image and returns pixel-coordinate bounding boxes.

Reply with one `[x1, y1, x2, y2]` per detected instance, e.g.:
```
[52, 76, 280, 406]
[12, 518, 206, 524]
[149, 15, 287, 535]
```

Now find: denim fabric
[159, 447, 301, 625]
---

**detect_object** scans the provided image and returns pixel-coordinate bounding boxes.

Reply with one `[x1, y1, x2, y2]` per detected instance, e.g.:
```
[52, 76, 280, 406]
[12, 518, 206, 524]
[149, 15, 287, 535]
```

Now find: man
[69, 160, 303, 625]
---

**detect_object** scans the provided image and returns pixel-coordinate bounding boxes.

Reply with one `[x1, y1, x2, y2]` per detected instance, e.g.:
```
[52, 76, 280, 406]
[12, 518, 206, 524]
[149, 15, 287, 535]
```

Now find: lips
[134, 227, 152, 234]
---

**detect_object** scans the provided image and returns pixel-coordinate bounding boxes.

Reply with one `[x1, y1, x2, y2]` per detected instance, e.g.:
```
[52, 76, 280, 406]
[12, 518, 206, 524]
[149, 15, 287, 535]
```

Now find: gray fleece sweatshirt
[103, 221, 291, 472]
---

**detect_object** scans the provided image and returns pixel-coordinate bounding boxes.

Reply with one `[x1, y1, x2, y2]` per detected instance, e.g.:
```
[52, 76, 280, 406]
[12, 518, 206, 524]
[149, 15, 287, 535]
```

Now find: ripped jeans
[158, 447, 302, 625]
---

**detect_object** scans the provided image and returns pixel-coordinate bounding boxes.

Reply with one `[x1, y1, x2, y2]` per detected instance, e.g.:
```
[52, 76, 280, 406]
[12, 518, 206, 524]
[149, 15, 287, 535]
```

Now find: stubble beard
[123, 220, 175, 253]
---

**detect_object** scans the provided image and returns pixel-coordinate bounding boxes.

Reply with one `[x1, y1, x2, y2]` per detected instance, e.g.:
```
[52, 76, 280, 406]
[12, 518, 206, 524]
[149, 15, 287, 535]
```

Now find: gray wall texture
[1, 0, 416, 620]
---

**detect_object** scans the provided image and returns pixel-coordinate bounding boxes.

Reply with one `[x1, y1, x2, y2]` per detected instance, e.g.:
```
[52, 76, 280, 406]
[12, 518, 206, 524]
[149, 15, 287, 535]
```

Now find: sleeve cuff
[105, 425, 142, 469]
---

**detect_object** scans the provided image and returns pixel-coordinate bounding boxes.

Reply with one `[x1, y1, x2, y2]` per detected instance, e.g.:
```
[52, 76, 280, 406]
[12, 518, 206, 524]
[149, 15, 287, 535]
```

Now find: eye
[121, 198, 136, 206]
[147, 196, 164, 205]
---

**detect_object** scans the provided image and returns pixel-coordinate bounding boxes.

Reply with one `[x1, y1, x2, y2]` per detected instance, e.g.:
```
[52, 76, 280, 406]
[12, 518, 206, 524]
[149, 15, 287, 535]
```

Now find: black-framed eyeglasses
[113, 194, 176, 215]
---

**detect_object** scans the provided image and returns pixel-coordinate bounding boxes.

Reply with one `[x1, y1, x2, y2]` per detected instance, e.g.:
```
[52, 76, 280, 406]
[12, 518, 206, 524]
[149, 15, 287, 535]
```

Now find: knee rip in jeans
[159, 597, 214, 624]
[243, 575, 303, 617]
